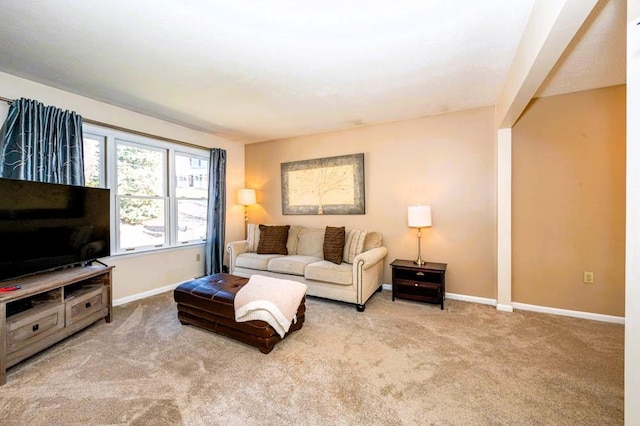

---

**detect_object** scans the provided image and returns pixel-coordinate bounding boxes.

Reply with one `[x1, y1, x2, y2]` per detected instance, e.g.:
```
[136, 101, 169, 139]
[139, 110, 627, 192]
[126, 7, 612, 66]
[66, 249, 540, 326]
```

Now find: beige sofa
[226, 225, 388, 311]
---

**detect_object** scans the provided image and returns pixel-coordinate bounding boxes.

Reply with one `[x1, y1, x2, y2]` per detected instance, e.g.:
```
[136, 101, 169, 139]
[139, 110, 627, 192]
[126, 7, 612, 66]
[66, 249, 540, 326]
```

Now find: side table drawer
[394, 279, 441, 298]
[394, 268, 442, 283]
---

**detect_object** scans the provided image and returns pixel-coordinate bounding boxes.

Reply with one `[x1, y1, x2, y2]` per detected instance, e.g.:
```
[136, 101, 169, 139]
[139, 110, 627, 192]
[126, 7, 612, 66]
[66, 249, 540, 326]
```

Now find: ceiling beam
[495, 0, 599, 128]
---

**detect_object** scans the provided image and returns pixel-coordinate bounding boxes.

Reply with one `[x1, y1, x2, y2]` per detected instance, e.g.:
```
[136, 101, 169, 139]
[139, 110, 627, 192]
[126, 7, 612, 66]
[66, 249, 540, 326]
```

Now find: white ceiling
[0, 0, 626, 143]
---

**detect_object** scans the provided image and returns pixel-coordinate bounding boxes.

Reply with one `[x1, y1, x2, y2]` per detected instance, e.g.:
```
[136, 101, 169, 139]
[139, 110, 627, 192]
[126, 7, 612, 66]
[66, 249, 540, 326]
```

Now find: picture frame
[281, 153, 365, 215]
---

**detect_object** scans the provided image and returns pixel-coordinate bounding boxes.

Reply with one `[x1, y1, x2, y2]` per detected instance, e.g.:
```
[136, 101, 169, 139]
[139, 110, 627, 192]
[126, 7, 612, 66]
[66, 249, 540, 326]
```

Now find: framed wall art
[281, 153, 365, 215]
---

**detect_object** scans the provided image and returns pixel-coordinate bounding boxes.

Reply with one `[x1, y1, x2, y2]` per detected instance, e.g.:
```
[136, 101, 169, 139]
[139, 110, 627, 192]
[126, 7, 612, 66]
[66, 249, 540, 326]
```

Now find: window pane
[83, 136, 102, 188]
[117, 144, 164, 196]
[175, 154, 209, 199]
[119, 197, 165, 249]
[178, 199, 207, 242]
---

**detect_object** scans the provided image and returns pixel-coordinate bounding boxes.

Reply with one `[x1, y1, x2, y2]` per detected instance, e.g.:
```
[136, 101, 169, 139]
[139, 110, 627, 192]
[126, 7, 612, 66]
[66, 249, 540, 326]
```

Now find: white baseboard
[113, 282, 182, 307]
[382, 284, 623, 323]
[383, 284, 497, 307]
[511, 302, 625, 324]
[383, 284, 498, 307]
[445, 292, 497, 306]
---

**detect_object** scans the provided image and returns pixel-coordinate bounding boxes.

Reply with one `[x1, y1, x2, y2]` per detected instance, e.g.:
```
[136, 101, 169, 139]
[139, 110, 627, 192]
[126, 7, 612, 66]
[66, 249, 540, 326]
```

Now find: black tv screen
[0, 178, 111, 283]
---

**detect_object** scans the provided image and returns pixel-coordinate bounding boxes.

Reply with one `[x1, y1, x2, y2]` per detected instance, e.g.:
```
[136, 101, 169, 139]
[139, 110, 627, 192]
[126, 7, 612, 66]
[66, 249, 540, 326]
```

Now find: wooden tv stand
[0, 265, 113, 385]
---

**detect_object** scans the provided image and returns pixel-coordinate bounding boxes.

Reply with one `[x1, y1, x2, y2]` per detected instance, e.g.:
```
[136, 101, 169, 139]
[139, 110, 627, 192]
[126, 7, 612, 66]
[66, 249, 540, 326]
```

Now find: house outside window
[83, 125, 209, 254]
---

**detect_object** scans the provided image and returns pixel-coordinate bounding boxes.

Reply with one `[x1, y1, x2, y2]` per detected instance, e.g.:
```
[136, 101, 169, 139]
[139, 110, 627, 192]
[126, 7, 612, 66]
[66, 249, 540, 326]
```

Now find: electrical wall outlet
[196, 253, 201, 262]
[583, 271, 594, 284]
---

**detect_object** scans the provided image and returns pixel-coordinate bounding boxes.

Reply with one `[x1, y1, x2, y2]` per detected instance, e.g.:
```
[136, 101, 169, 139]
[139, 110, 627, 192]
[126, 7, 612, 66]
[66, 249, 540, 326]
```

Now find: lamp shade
[237, 189, 256, 206]
[408, 205, 432, 228]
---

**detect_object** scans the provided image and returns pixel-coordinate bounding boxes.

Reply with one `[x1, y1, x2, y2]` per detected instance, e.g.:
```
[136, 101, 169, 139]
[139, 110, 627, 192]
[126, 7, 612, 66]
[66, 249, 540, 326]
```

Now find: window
[175, 153, 208, 242]
[83, 134, 106, 188]
[116, 142, 167, 250]
[82, 125, 209, 254]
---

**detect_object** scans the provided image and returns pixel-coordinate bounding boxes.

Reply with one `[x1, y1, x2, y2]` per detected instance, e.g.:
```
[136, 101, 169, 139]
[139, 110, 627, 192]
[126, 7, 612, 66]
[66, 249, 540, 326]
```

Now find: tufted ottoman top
[173, 273, 249, 320]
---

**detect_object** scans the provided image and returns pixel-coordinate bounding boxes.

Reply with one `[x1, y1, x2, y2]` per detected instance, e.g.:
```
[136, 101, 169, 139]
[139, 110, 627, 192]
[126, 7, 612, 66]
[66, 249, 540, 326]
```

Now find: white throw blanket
[234, 275, 308, 338]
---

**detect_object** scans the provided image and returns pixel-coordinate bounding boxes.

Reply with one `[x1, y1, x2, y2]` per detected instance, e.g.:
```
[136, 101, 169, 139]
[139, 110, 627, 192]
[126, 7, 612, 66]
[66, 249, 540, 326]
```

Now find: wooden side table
[390, 259, 447, 309]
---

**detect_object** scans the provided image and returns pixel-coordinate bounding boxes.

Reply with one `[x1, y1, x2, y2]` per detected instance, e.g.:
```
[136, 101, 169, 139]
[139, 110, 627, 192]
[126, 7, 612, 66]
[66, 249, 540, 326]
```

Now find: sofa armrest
[353, 246, 388, 271]
[226, 240, 248, 273]
[353, 246, 388, 306]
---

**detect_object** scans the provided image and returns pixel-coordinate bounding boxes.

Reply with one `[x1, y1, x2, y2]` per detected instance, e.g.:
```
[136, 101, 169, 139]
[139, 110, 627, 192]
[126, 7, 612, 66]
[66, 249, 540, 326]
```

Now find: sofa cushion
[268, 255, 322, 276]
[236, 253, 284, 270]
[257, 225, 290, 255]
[304, 261, 353, 286]
[323, 226, 345, 264]
[296, 228, 325, 258]
[343, 229, 366, 264]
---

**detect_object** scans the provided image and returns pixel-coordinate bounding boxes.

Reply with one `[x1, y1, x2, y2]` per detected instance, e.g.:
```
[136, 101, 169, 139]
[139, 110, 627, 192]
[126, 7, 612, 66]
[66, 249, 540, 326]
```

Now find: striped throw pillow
[246, 223, 261, 252]
[343, 229, 367, 264]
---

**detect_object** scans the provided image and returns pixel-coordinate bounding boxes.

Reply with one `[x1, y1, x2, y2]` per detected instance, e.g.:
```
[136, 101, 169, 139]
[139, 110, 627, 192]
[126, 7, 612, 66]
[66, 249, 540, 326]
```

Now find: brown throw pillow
[257, 225, 290, 255]
[323, 226, 345, 265]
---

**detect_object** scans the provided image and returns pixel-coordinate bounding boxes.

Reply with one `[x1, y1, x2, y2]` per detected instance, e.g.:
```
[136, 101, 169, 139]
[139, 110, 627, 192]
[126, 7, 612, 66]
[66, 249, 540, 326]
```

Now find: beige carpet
[0, 290, 624, 425]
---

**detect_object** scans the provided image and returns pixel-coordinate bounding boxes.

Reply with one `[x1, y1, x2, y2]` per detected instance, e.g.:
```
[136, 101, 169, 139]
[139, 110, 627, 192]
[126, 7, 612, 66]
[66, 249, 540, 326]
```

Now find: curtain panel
[0, 98, 85, 185]
[204, 148, 226, 275]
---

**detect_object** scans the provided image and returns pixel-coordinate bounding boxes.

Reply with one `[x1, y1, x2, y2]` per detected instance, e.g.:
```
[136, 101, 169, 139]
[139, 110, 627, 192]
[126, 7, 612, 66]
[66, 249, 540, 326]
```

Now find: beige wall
[245, 107, 497, 298]
[512, 85, 626, 316]
[0, 72, 246, 302]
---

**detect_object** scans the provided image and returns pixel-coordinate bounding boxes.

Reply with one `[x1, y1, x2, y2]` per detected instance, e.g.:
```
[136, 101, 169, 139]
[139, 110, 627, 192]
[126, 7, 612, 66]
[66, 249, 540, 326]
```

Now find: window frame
[83, 124, 210, 255]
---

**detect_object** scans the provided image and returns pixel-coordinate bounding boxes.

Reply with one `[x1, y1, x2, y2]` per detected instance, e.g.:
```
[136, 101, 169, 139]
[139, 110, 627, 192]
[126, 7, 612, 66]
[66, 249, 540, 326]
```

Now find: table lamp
[408, 205, 432, 266]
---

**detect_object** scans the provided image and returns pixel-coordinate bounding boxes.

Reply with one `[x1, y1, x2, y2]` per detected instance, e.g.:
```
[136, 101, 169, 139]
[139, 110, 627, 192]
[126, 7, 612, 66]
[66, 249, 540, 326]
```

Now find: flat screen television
[0, 178, 111, 283]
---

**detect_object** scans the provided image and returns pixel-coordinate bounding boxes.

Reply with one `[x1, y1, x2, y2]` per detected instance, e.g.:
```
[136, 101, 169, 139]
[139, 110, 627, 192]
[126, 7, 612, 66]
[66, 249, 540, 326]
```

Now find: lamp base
[413, 228, 427, 267]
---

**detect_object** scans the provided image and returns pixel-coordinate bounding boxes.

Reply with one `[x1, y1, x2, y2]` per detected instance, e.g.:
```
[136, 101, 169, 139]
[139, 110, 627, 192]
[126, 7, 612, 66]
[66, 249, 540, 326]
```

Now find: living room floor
[0, 289, 623, 425]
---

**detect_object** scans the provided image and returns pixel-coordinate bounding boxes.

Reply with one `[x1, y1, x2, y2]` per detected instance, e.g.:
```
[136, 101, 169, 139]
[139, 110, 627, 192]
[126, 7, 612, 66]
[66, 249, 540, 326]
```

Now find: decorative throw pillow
[257, 225, 290, 255]
[246, 223, 261, 252]
[323, 226, 345, 265]
[343, 229, 367, 264]
[296, 227, 325, 258]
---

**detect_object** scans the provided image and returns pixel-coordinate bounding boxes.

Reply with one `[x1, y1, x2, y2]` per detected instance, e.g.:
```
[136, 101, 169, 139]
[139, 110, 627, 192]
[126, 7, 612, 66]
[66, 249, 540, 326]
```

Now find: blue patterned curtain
[204, 148, 226, 275]
[0, 98, 85, 185]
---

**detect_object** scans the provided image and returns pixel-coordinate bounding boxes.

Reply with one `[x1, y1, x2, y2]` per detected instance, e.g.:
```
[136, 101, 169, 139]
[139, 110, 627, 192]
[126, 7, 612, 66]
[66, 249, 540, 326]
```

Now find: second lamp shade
[408, 205, 432, 228]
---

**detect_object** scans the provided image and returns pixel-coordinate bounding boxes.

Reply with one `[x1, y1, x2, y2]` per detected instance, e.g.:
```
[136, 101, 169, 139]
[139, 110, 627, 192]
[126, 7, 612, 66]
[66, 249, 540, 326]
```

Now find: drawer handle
[33, 324, 39, 332]
[416, 272, 424, 276]
[86, 302, 92, 309]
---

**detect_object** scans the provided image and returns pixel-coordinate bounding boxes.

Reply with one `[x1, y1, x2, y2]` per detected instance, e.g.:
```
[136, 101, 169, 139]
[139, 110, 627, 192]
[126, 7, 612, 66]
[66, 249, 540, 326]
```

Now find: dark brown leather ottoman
[173, 273, 305, 354]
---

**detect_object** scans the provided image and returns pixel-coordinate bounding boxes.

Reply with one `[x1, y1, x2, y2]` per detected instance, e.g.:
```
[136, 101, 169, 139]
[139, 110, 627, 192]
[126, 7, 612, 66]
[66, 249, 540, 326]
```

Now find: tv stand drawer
[65, 286, 107, 325]
[7, 304, 65, 354]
